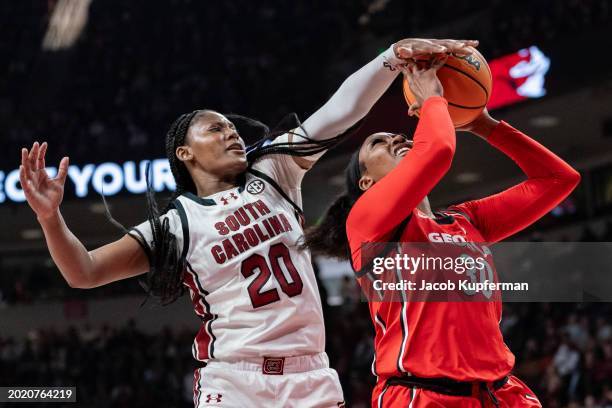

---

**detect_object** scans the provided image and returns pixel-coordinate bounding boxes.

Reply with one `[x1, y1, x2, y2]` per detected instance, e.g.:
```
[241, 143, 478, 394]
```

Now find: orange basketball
[402, 47, 492, 128]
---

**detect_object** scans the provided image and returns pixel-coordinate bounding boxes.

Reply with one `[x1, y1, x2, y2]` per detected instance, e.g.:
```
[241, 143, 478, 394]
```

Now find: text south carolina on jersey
[211, 199, 294, 264]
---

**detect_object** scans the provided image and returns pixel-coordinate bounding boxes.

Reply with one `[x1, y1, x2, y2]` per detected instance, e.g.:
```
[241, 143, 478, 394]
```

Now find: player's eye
[209, 126, 221, 132]
[371, 138, 385, 146]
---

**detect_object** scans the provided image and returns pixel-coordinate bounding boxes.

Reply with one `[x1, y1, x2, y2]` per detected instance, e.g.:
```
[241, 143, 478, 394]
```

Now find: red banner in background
[488, 46, 551, 110]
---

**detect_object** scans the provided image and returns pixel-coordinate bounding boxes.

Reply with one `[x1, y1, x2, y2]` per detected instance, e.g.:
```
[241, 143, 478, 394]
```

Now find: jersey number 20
[241, 243, 303, 308]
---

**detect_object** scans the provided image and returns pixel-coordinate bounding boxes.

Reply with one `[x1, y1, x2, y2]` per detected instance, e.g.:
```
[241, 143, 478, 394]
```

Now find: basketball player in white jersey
[19, 38, 477, 407]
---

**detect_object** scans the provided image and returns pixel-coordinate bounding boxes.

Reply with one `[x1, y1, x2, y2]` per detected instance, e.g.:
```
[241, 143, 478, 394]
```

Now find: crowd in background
[0, 321, 195, 408]
[2, 303, 612, 407]
[2, 219, 612, 407]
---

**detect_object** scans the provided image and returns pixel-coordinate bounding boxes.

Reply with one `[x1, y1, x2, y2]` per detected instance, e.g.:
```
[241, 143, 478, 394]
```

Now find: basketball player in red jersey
[307, 58, 580, 407]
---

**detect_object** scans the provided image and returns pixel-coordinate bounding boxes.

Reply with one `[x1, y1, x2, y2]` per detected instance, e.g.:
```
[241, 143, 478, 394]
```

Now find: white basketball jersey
[132, 148, 326, 362]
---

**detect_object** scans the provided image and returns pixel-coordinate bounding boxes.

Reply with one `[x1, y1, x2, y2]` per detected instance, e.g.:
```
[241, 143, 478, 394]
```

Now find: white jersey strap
[127, 225, 152, 259]
[172, 199, 190, 261]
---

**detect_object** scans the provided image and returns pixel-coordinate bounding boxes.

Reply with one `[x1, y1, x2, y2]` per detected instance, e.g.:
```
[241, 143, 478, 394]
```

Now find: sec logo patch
[246, 179, 265, 195]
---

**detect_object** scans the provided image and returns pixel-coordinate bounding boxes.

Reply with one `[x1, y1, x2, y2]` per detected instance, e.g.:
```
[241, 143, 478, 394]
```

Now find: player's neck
[417, 197, 434, 218]
[192, 171, 240, 198]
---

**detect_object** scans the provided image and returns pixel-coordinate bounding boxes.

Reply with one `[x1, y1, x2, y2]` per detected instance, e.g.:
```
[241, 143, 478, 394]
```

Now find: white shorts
[193, 352, 345, 408]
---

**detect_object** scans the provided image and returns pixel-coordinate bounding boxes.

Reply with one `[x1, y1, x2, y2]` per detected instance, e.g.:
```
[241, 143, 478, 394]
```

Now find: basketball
[402, 47, 492, 127]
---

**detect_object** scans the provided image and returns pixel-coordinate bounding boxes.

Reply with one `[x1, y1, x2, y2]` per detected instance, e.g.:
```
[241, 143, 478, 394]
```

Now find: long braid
[164, 111, 199, 206]
[140, 110, 200, 305]
[304, 150, 365, 260]
[245, 113, 359, 165]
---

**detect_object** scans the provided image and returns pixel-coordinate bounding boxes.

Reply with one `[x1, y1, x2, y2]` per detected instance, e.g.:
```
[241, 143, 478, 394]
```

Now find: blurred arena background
[2, 0, 612, 407]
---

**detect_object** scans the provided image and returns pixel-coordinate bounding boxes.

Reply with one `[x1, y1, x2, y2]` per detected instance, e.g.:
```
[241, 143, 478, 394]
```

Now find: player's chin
[392, 154, 405, 167]
[224, 155, 248, 174]
[377, 158, 402, 180]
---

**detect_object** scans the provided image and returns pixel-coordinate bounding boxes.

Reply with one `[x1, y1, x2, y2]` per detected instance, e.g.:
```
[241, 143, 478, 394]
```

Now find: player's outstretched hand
[394, 38, 479, 59]
[19, 142, 69, 221]
[403, 55, 447, 116]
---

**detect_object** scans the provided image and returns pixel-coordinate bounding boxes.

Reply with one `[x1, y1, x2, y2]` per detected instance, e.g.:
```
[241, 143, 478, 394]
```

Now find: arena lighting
[0, 159, 175, 204]
[42, 0, 92, 51]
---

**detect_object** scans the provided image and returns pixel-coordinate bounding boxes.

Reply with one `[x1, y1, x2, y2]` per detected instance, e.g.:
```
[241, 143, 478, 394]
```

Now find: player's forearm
[348, 97, 455, 237]
[38, 210, 96, 288]
[300, 45, 403, 141]
[374, 96, 456, 220]
[453, 122, 581, 242]
[487, 121, 580, 186]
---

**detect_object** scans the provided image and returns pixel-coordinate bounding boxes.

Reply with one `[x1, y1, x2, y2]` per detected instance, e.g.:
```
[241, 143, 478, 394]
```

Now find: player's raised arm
[19, 142, 149, 288]
[289, 39, 477, 170]
[450, 110, 581, 243]
[346, 59, 455, 245]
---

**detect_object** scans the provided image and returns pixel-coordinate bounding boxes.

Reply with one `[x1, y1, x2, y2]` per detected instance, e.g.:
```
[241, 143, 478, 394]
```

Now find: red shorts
[372, 375, 541, 408]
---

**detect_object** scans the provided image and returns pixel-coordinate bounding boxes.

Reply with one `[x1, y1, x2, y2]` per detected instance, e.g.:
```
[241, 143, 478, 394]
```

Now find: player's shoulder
[245, 167, 304, 218]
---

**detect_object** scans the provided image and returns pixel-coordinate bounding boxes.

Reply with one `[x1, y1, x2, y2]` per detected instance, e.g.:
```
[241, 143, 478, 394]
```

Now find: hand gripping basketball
[393, 38, 479, 59]
[402, 55, 447, 117]
[402, 46, 493, 127]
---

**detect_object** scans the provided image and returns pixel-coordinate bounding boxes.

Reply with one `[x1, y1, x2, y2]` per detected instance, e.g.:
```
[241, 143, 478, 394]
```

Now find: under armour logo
[205, 393, 223, 403]
[246, 179, 265, 195]
[220, 193, 239, 205]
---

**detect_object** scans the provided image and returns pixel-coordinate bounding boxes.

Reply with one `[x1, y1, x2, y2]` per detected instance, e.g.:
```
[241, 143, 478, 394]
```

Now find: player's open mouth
[394, 145, 411, 157]
[227, 143, 245, 153]
[396, 147, 410, 156]
[393, 139, 413, 157]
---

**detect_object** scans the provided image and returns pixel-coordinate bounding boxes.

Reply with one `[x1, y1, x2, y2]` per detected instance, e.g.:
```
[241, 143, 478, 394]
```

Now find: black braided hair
[165, 110, 200, 202]
[138, 109, 358, 305]
[245, 112, 352, 165]
[136, 110, 202, 305]
[304, 150, 365, 260]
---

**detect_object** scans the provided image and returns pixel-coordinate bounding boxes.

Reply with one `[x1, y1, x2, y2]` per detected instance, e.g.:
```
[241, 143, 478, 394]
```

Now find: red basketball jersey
[359, 208, 514, 382]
